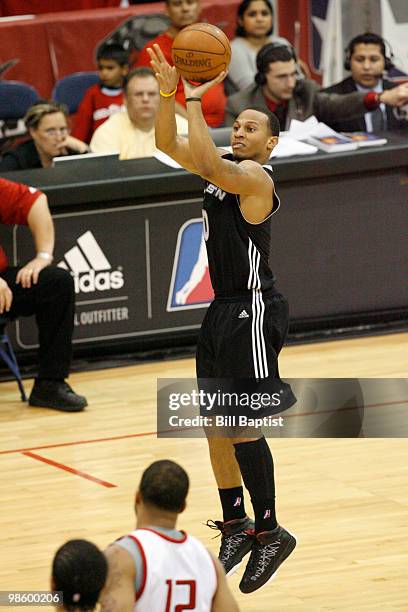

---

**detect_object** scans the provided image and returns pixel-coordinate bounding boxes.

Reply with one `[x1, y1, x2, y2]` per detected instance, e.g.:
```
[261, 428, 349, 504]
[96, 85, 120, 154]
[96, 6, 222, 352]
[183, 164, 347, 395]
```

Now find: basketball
[171, 23, 231, 82]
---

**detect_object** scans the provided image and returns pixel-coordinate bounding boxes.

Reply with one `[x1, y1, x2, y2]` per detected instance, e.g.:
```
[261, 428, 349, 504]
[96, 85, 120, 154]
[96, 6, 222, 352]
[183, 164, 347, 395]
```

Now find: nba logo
[167, 218, 214, 311]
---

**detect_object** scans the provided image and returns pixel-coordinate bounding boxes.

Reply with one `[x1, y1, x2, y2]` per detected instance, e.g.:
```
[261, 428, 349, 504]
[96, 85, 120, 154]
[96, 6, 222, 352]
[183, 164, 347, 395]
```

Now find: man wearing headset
[225, 42, 408, 131]
[322, 32, 407, 133]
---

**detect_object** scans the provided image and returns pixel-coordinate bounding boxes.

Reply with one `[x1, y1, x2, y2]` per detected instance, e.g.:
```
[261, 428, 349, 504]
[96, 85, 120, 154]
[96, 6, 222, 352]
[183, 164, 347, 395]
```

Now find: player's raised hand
[181, 71, 227, 101]
[147, 44, 179, 95]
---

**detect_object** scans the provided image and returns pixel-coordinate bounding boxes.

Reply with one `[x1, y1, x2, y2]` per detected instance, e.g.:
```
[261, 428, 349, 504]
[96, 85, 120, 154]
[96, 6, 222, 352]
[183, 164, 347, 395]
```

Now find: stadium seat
[52, 72, 100, 114]
[0, 80, 39, 120]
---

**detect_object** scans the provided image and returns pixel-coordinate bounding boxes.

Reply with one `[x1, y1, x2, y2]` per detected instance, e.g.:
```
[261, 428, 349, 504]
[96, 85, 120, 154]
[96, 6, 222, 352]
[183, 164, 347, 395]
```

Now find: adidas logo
[58, 230, 124, 294]
[238, 309, 250, 319]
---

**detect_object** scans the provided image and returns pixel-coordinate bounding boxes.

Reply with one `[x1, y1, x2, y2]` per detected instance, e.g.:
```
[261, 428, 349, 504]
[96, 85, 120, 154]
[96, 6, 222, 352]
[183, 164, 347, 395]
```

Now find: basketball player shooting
[148, 43, 296, 593]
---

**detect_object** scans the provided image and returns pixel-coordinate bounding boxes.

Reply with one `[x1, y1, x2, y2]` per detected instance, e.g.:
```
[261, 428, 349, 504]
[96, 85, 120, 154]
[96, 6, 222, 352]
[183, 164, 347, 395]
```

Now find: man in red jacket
[136, 0, 226, 128]
[0, 177, 87, 412]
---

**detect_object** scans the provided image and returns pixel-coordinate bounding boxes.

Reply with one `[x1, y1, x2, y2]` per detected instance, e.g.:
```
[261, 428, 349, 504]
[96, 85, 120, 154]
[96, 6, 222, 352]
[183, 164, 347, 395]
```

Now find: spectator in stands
[225, 43, 408, 131]
[90, 67, 187, 159]
[72, 42, 130, 144]
[0, 177, 87, 412]
[226, 0, 290, 94]
[322, 32, 407, 132]
[0, 101, 89, 171]
[52, 539, 107, 611]
[135, 0, 226, 127]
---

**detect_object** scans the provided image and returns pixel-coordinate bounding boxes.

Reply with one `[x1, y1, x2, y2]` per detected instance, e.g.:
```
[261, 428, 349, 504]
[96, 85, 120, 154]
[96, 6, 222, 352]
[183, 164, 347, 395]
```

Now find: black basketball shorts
[196, 293, 296, 424]
[196, 292, 289, 379]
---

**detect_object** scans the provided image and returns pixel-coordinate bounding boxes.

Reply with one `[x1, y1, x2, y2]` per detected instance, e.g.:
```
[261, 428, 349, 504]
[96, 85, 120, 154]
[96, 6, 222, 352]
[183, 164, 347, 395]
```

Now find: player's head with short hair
[52, 539, 108, 611]
[249, 105, 280, 136]
[232, 107, 279, 163]
[138, 460, 189, 513]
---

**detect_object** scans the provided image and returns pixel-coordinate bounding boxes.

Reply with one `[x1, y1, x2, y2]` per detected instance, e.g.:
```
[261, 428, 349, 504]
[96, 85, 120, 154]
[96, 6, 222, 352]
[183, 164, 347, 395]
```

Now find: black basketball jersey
[202, 155, 280, 299]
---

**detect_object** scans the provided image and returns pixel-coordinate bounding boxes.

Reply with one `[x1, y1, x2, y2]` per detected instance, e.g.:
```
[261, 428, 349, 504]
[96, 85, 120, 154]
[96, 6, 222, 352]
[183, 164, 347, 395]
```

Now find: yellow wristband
[160, 88, 177, 98]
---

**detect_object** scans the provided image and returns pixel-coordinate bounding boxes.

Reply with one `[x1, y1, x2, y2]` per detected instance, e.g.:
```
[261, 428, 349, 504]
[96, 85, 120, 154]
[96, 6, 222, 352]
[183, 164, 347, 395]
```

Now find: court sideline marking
[22, 450, 117, 488]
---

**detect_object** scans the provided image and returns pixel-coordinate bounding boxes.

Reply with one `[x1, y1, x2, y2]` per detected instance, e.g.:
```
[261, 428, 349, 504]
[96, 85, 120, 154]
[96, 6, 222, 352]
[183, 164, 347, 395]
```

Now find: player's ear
[135, 490, 142, 512]
[179, 500, 186, 514]
[267, 135, 279, 154]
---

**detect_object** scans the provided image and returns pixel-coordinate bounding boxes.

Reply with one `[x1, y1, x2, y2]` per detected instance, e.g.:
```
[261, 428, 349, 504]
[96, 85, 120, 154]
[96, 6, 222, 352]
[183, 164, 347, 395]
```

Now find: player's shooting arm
[148, 44, 199, 173]
[184, 84, 272, 198]
[99, 545, 135, 612]
[191, 125, 271, 197]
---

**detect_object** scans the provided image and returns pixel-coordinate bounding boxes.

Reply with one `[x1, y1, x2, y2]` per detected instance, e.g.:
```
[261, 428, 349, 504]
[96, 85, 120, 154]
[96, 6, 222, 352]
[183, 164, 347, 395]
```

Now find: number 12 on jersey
[165, 579, 196, 611]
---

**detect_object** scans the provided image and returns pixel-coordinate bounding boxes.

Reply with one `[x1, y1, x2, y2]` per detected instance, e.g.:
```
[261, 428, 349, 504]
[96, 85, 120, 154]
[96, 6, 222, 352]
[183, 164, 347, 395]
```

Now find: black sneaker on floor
[207, 516, 255, 576]
[239, 525, 296, 593]
[29, 380, 87, 412]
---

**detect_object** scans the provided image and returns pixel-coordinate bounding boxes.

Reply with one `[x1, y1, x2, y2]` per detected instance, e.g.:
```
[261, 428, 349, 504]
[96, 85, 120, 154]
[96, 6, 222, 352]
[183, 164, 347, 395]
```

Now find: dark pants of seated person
[1, 266, 74, 380]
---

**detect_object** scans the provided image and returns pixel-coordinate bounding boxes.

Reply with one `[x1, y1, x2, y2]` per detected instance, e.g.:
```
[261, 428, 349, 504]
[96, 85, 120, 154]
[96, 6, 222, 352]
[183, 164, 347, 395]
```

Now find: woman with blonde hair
[0, 101, 89, 170]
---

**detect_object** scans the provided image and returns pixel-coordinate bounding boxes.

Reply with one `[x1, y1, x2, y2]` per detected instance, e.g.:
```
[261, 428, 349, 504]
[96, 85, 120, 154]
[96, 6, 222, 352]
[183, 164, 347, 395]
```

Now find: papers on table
[287, 117, 387, 152]
[271, 136, 317, 157]
[288, 117, 358, 152]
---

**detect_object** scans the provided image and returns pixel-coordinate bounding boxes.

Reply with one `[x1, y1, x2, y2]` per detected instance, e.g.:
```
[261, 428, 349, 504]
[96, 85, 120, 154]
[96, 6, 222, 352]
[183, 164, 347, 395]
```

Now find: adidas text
[73, 269, 124, 294]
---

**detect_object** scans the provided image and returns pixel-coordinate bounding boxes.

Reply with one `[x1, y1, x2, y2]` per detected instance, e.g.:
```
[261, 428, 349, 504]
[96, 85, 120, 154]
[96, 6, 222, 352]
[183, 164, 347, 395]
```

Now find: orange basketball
[171, 23, 231, 83]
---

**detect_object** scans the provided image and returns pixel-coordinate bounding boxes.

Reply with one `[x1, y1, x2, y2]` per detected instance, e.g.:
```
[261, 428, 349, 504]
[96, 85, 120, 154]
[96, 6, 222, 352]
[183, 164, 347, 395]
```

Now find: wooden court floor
[0, 332, 407, 611]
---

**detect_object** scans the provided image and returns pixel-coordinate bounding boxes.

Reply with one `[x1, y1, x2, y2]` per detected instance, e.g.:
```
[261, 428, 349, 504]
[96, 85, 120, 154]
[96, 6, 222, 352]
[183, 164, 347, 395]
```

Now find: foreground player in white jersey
[100, 460, 239, 611]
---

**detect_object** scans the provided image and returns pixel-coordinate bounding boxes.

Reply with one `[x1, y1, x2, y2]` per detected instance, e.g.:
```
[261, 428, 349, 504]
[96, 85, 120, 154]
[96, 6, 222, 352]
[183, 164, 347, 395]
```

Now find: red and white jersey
[120, 528, 217, 612]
